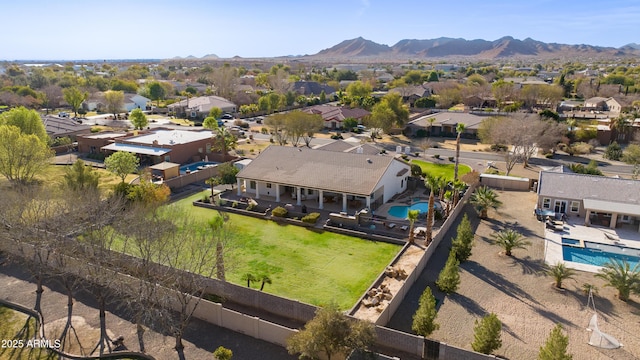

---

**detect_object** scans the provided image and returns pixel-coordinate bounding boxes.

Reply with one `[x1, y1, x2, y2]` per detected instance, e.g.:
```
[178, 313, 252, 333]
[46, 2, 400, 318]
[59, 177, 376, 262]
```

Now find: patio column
[318, 190, 324, 210]
[236, 178, 242, 196]
[296, 187, 302, 206]
[366, 195, 371, 209]
[584, 210, 591, 226]
[275, 184, 280, 202]
[342, 193, 347, 213]
[255, 182, 260, 199]
[609, 213, 617, 229]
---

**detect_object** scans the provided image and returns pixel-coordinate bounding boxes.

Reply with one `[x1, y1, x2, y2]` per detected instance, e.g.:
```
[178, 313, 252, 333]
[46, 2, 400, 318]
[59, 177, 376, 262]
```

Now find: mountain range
[312, 36, 640, 60]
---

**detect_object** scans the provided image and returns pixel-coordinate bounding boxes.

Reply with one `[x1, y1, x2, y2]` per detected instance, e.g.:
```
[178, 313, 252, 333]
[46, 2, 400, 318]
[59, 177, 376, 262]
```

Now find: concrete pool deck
[544, 217, 640, 273]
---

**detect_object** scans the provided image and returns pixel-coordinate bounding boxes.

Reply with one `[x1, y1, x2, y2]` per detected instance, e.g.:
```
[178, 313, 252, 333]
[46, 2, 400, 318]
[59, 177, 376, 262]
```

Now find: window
[570, 201, 580, 213]
[249, 181, 256, 189]
[266, 183, 272, 188]
[206, 143, 211, 153]
[542, 198, 551, 209]
[164, 155, 170, 162]
[307, 189, 313, 195]
[190, 111, 197, 118]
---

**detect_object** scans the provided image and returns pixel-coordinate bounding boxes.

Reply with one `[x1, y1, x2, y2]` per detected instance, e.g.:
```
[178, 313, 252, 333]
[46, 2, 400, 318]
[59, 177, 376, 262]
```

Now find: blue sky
[3, 0, 640, 60]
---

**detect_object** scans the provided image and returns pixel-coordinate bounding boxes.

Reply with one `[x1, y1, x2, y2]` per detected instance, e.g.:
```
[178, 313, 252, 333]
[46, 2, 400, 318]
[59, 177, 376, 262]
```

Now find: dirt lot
[429, 191, 640, 359]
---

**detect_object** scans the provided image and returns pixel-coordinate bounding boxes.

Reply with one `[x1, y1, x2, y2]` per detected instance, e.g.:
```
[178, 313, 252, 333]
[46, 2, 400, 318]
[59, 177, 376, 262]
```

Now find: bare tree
[210, 65, 239, 100]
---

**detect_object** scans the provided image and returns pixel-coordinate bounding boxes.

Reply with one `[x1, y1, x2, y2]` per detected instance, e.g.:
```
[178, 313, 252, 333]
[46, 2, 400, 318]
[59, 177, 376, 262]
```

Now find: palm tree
[492, 229, 530, 256]
[242, 273, 256, 288]
[407, 209, 420, 244]
[258, 274, 272, 291]
[424, 174, 441, 244]
[454, 123, 466, 182]
[451, 180, 466, 207]
[427, 117, 436, 137]
[595, 259, 640, 302]
[213, 126, 238, 156]
[205, 177, 220, 200]
[544, 263, 576, 289]
[469, 186, 502, 219]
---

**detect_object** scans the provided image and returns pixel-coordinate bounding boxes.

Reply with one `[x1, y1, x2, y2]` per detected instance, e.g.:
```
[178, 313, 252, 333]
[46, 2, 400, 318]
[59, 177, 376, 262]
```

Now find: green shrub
[544, 153, 554, 159]
[490, 144, 508, 152]
[261, 127, 269, 134]
[271, 206, 288, 217]
[433, 154, 440, 159]
[604, 141, 623, 161]
[485, 168, 499, 175]
[246, 202, 256, 211]
[571, 142, 593, 155]
[231, 201, 238, 208]
[448, 156, 454, 162]
[401, 154, 409, 160]
[201, 194, 210, 203]
[301, 212, 321, 224]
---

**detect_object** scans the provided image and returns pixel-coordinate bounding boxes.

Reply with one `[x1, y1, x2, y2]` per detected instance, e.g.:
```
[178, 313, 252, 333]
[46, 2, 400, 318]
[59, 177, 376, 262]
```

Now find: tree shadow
[501, 322, 523, 342]
[508, 256, 546, 276]
[463, 261, 541, 307]
[446, 293, 486, 317]
[532, 305, 576, 328]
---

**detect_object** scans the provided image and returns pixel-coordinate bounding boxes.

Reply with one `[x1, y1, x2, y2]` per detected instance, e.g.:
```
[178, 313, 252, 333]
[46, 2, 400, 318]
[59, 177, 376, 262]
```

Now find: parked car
[221, 113, 234, 120]
[59, 112, 69, 118]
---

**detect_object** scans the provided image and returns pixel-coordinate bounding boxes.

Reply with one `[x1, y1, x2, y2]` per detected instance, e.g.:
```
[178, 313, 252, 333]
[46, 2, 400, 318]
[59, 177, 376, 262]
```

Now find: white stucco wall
[378, 159, 410, 203]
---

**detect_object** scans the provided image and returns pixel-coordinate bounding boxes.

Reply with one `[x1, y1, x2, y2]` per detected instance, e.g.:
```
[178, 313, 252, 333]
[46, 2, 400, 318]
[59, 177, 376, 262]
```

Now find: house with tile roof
[235, 146, 410, 213]
[537, 171, 640, 231]
[303, 105, 370, 129]
[167, 95, 236, 121]
[286, 81, 335, 96]
[405, 111, 485, 138]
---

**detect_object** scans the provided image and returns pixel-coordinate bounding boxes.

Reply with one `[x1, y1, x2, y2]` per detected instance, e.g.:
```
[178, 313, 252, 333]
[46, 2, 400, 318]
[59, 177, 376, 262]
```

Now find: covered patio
[583, 199, 640, 232]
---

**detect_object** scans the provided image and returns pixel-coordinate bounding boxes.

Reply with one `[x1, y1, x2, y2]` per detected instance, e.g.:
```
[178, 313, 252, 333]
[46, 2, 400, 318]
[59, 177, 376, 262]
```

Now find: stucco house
[537, 171, 640, 232]
[167, 95, 237, 121]
[286, 81, 335, 96]
[405, 112, 484, 138]
[236, 146, 411, 213]
[124, 93, 150, 111]
[303, 105, 370, 129]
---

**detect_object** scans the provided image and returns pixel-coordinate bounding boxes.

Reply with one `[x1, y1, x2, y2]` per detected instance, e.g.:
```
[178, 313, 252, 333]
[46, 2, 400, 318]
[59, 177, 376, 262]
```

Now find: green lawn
[411, 159, 471, 181]
[0, 306, 50, 359]
[169, 191, 401, 309]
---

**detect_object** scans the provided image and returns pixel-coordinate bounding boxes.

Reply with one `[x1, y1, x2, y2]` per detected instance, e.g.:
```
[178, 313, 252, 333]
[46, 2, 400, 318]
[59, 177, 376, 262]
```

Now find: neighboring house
[405, 112, 485, 138]
[595, 117, 640, 145]
[583, 97, 608, 111]
[537, 171, 640, 231]
[167, 95, 237, 121]
[78, 128, 215, 165]
[303, 105, 370, 129]
[558, 100, 584, 112]
[463, 95, 497, 108]
[123, 93, 150, 111]
[286, 81, 335, 96]
[313, 139, 382, 155]
[82, 93, 150, 112]
[236, 146, 411, 213]
[42, 115, 92, 140]
[389, 84, 432, 106]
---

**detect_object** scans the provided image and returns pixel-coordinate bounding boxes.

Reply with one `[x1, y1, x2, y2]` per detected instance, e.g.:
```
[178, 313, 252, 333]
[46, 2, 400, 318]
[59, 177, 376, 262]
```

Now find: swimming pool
[180, 161, 219, 174]
[387, 201, 441, 219]
[562, 238, 640, 268]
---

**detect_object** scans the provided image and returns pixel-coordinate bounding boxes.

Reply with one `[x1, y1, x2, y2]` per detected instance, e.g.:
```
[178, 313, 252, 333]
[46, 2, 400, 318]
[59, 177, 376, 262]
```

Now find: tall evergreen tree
[412, 286, 439, 337]
[451, 214, 474, 262]
[538, 323, 572, 360]
[436, 250, 460, 294]
[471, 313, 502, 355]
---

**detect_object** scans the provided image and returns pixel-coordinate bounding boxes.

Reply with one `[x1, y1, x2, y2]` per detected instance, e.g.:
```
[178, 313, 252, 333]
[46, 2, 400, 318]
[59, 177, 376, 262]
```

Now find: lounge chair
[545, 220, 563, 232]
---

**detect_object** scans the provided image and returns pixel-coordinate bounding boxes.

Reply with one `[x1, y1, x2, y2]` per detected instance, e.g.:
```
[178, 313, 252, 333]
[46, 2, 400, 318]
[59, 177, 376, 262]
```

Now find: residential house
[389, 84, 432, 106]
[167, 95, 237, 121]
[123, 93, 150, 111]
[236, 146, 411, 213]
[79, 128, 216, 165]
[583, 97, 609, 112]
[42, 115, 92, 140]
[313, 140, 382, 155]
[286, 81, 335, 96]
[405, 112, 485, 138]
[537, 171, 640, 232]
[303, 105, 370, 129]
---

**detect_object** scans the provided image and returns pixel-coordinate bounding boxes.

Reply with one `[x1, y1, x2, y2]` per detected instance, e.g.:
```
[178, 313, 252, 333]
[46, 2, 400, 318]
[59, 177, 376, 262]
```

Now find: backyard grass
[0, 306, 49, 359]
[410, 159, 471, 181]
[168, 191, 401, 309]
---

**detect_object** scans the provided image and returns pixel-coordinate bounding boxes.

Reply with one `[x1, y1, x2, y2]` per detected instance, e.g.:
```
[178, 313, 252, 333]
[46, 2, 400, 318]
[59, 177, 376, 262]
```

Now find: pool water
[562, 240, 640, 268]
[388, 201, 440, 219]
[180, 161, 219, 174]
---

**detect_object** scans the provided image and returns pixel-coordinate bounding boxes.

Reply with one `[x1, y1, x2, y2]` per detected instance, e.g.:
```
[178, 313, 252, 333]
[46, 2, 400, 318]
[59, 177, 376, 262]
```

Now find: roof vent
[366, 158, 372, 163]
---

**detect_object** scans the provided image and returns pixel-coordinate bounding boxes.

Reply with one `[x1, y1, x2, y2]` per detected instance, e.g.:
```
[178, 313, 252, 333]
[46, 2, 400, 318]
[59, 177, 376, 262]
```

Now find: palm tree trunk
[454, 134, 461, 181]
[426, 191, 435, 244]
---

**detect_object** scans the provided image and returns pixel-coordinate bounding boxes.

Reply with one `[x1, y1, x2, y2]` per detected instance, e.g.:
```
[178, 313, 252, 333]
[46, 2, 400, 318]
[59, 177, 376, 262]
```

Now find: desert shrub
[411, 164, 423, 177]
[246, 202, 255, 211]
[401, 154, 409, 160]
[433, 154, 440, 159]
[490, 144, 508, 152]
[261, 127, 269, 134]
[448, 156, 454, 162]
[571, 142, 593, 154]
[271, 206, 288, 217]
[574, 127, 597, 141]
[301, 212, 321, 224]
[603, 141, 623, 160]
[201, 194, 210, 203]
